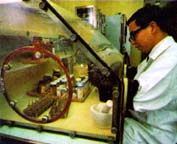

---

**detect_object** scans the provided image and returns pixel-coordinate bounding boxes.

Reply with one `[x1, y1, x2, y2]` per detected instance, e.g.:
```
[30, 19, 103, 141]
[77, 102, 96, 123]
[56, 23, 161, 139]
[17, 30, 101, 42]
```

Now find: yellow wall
[53, 1, 96, 14]
[95, 1, 144, 66]
[52, 0, 144, 66]
[96, 1, 143, 18]
[53, 0, 143, 18]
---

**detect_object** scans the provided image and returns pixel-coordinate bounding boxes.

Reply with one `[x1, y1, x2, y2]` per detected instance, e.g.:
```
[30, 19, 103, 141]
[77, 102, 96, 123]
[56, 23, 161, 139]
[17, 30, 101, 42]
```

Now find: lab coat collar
[148, 36, 175, 61]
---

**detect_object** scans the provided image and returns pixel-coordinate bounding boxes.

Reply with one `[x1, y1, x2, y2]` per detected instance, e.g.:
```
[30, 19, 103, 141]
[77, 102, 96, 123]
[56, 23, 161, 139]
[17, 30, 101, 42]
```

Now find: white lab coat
[123, 36, 177, 144]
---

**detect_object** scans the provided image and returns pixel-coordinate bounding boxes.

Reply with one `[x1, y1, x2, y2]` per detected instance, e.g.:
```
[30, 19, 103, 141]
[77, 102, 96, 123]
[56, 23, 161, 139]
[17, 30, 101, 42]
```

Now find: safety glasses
[129, 27, 144, 42]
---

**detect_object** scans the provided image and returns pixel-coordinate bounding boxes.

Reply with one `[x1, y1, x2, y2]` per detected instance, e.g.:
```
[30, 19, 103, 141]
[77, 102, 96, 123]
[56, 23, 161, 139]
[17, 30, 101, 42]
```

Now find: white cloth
[134, 36, 177, 112]
[123, 36, 177, 144]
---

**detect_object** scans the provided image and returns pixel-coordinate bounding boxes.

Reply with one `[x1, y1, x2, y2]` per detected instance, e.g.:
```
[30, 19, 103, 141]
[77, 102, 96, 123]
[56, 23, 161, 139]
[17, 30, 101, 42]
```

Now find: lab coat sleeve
[133, 47, 177, 112]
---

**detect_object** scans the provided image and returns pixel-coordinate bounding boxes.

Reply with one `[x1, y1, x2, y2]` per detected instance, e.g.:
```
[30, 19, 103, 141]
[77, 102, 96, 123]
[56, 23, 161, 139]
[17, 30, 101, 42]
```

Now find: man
[124, 5, 177, 144]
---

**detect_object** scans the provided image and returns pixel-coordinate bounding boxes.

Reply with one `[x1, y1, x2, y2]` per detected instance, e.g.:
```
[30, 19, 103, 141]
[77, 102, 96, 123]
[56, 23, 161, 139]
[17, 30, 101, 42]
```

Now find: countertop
[0, 87, 115, 142]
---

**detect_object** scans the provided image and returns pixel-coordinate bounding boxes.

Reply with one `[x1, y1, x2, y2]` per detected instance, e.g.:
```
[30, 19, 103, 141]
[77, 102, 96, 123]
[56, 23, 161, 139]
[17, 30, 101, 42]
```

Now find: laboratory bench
[0, 87, 115, 144]
[0, 56, 115, 143]
[0, 45, 118, 144]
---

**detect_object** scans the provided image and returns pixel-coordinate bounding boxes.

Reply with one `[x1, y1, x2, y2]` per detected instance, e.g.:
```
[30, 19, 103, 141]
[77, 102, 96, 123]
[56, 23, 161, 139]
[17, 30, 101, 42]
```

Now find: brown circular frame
[1, 47, 73, 123]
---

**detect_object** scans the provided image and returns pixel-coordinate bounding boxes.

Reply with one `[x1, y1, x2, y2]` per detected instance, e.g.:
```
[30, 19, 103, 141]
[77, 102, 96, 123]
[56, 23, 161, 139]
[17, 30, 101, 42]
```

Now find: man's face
[128, 20, 154, 54]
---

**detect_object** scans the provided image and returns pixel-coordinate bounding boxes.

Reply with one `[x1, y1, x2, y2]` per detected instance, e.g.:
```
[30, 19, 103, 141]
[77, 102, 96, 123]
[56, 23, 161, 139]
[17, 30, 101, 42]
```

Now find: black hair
[127, 5, 165, 29]
[127, 3, 177, 41]
[163, 1, 177, 41]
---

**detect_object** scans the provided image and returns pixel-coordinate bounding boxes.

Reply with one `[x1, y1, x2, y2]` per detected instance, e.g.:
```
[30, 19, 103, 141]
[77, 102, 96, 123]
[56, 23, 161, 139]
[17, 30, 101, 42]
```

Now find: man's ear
[149, 21, 159, 34]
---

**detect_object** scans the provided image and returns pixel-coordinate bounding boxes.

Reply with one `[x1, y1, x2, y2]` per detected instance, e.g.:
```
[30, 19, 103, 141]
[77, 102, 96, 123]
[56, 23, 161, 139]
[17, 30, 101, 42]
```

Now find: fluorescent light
[0, 0, 21, 4]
